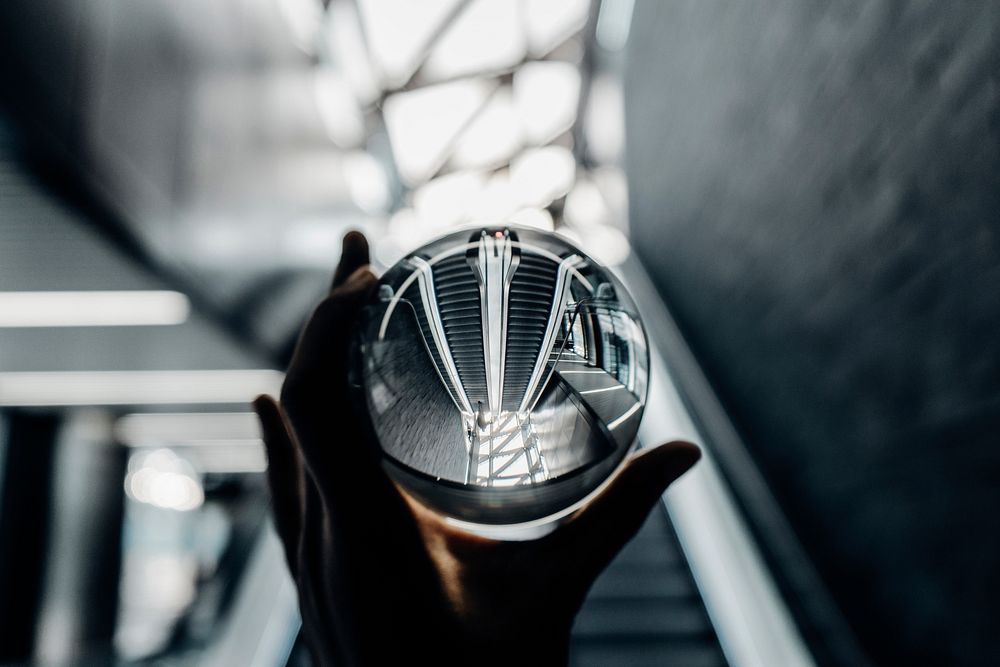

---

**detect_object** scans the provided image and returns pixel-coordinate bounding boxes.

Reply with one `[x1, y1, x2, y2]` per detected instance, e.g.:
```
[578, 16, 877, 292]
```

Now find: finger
[281, 268, 381, 493]
[331, 230, 370, 289]
[281, 230, 380, 505]
[254, 394, 306, 577]
[294, 469, 345, 667]
[558, 441, 701, 574]
[288, 266, 377, 389]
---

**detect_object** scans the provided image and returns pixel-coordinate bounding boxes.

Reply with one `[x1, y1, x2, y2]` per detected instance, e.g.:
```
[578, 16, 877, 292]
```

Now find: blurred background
[0, 1, 996, 666]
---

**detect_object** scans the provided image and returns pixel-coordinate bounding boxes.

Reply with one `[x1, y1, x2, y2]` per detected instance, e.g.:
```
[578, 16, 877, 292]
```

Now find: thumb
[253, 394, 305, 577]
[560, 441, 701, 574]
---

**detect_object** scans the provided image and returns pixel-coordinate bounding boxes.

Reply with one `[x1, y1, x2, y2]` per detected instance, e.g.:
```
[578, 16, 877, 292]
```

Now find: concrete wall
[625, 2, 999, 665]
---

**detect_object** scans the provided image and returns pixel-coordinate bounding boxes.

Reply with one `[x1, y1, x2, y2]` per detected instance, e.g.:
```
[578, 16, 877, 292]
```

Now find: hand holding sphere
[253, 230, 700, 666]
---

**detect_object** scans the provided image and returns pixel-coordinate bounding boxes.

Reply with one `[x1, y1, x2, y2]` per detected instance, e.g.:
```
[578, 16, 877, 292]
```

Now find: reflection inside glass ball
[354, 226, 648, 526]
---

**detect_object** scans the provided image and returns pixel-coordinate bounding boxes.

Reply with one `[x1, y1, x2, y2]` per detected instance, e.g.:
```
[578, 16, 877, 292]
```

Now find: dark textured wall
[624, 2, 999, 666]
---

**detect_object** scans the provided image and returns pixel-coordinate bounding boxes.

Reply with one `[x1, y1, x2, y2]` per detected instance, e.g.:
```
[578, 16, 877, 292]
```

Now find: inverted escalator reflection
[353, 226, 649, 526]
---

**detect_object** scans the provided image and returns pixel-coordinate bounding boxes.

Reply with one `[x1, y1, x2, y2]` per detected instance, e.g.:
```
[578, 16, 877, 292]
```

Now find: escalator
[275, 500, 732, 667]
[570, 504, 727, 667]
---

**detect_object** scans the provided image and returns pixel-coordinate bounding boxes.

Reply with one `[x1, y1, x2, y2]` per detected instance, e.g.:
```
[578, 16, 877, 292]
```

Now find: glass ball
[352, 226, 648, 530]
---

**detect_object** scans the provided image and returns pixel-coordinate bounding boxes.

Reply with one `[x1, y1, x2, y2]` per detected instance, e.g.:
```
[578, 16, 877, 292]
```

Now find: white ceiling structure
[0, 0, 636, 409]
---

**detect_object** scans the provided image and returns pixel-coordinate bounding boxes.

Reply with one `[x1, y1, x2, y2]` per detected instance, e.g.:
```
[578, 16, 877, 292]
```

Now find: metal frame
[412, 256, 475, 416]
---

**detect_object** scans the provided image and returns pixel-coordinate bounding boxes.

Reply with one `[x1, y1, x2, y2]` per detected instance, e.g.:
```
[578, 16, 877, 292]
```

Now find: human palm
[253, 231, 700, 666]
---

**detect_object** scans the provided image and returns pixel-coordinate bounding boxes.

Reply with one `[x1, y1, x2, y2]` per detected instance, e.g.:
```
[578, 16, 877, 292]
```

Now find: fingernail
[674, 444, 702, 474]
[647, 441, 701, 479]
[251, 394, 272, 415]
[343, 230, 367, 246]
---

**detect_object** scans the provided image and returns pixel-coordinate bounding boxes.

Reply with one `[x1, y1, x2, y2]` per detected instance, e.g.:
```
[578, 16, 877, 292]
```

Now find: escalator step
[586, 566, 699, 601]
[569, 505, 728, 666]
[572, 598, 714, 638]
[570, 642, 728, 667]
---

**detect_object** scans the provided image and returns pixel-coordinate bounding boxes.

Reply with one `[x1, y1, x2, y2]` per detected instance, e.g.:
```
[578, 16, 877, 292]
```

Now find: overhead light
[510, 146, 577, 208]
[184, 444, 267, 474]
[117, 411, 269, 474]
[377, 207, 425, 267]
[116, 411, 269, 474]
[383, 79, 494, 185]
[592, 165, 630, 223]
[277, 0, 324, 53]
[565, 178, 610, 228]
[314, 68, 366, 148]
[423, 0, 525, 81]
[0, 291, 190, 328]
[115, 412, 261, 444]
[344, 151, 392, 214]
[282, 216, 383, 269]
[324, 0, 380, 105]
[451, 87, 523, 169]
[357, 0, 467, 87]
[514, 62, 580, 145]
[412, 171, 487, 228]
[523, 0, 590, 56]
[466, 171, 519, 221]
[574, 224, 632, 267]
[0, 370, 284, 407]
[507, 208, 555, 231]
[126, 449, 204, 511]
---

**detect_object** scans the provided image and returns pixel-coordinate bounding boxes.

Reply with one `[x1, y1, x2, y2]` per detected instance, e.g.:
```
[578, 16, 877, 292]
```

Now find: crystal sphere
[352, 227, 648, 528]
